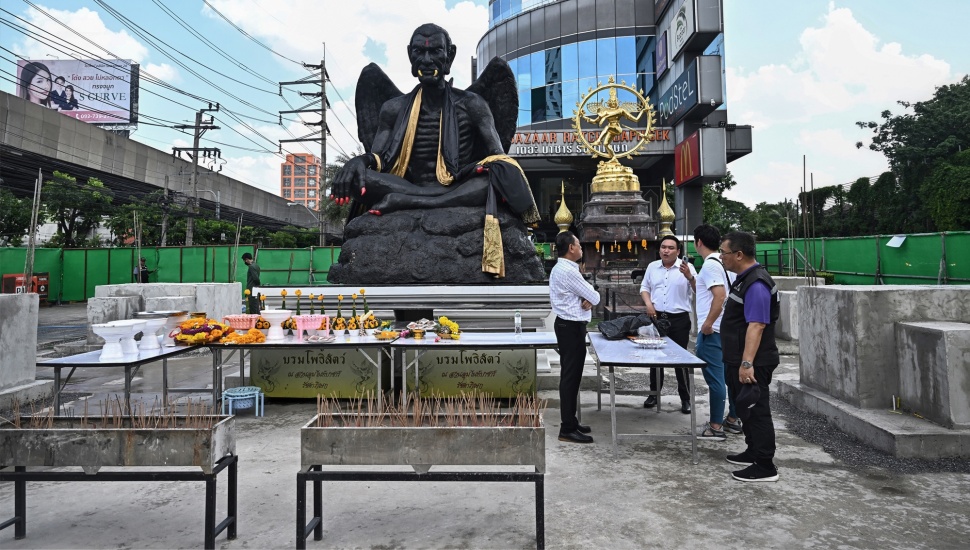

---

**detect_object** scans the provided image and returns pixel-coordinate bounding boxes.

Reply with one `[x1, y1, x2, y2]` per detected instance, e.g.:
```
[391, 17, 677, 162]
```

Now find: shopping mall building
[476, 0, 752, 241]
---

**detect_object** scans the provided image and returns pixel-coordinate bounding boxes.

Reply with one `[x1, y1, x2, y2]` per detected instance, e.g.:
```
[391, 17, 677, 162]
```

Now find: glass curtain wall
[509, 35, 656, 127]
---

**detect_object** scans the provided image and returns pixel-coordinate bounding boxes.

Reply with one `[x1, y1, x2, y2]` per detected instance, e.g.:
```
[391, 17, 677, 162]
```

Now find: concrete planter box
[301, 413, 545, 473]
[0, 416, 235, 474]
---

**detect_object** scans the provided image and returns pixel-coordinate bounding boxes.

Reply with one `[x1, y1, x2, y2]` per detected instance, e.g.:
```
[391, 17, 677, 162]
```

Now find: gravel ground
[773, 394, 970, 474]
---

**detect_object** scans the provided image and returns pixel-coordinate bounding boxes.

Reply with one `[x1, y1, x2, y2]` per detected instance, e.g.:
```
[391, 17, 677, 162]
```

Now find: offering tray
[632, 337, 666, 349]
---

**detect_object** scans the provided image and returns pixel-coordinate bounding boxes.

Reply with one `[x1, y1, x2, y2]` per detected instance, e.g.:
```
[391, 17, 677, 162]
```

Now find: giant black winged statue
[327, 23, 544, 284]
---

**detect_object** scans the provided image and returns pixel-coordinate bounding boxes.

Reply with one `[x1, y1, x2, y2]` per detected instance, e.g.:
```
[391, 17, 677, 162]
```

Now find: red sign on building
[675, 130, 701, 186]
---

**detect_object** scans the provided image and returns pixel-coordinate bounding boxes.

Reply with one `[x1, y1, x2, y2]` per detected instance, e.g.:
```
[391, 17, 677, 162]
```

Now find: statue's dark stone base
[328, 207, 545, 284]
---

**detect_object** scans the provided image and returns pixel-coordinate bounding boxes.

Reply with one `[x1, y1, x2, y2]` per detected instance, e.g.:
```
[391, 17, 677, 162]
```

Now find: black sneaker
[732, 463, 779, 482]
[558, 430, 594, 444]
[725, 451, 755, 466]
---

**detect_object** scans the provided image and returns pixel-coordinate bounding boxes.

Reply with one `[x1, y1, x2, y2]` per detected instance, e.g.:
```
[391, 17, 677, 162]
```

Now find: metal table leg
[610, 366, 618, 460]
[162, 358, 169, 407]
[124, 366, 133, 414]
[212, 349, 220, 406]
[689, 368, 697, 464]
[53, 367, 61, 414]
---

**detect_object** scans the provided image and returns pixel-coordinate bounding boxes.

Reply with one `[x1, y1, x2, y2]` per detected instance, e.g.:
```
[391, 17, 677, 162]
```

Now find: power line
[149, 0, 277, 87]
[202, 0, 303, 66]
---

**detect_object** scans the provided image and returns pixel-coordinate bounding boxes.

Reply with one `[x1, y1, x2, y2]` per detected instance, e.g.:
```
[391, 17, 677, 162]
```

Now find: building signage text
[509, 129, 671, 157]
[656, 59, 697, 127]
[669, 0, 697, 59]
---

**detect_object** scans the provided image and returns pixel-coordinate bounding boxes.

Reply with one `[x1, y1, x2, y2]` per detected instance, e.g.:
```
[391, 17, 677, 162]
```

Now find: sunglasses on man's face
[718, 248, 738, 255]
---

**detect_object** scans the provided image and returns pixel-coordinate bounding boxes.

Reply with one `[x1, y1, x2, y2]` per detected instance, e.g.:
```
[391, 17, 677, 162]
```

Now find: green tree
[42, 171, 113, 248]
[269, 229, 297, 248]
[104, 191, 167, 246]
[702, 171, 743, 232]
[857, 75, 970, 231]
[322, 153, 355, 225]
[0, 189, 44, 246]
[745, 201, 794, 241]
[922, 149, 970, 230]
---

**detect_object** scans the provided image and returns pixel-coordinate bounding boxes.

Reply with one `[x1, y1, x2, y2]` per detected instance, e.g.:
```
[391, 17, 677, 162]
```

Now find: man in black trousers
[719, 231, 781, 482]
[549, 231, 600, 443]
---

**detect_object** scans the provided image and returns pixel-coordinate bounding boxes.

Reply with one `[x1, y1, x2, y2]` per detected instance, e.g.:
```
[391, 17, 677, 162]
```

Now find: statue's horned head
[408, 23, 457, 85]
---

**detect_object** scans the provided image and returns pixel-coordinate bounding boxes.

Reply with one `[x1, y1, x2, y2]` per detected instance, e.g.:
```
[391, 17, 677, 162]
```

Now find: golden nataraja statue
[572, 76, 657, 193]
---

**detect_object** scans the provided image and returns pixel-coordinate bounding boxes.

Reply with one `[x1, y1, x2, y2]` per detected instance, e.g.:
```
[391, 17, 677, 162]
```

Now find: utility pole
[160, 174, 169, 247]
[173, 103, 220, 246]
[280, 47, 329, 246]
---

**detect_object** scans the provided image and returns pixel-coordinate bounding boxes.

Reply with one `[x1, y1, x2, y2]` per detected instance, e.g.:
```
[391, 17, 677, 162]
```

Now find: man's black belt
[555, 316, 588, 324]
[655, 311, 690, 319]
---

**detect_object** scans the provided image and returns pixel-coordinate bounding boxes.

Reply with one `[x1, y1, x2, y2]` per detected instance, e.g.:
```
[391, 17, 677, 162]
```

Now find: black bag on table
[597, 314, 655, 340]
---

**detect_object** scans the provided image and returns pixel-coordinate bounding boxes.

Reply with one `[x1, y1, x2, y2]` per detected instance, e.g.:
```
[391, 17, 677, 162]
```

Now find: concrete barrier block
[896, 321, 970, 428]
[96, 283, 195, 299]
[773, 276, 823, 291]
[777, 291, 798, 341]
[799, 285, 970, 409]
[0, 294, 40, 390]
[145, 296, 195, 313]
[193, 283, 241, 321]
[86, 296, 143, 344]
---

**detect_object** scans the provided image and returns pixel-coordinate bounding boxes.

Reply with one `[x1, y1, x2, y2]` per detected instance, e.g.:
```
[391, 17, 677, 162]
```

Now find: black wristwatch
[741, 361, 754, 369]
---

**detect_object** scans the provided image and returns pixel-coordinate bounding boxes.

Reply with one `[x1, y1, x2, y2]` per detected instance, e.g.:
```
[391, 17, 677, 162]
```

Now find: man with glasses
[718, 231, 781, 482]
[687, 224, 738, 441]
[640, 235, 696, 413]
[549, 231, 599, 444]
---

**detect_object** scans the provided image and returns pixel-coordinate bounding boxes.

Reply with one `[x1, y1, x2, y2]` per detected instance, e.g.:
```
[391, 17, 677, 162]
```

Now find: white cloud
[728, 6, 952, 130]
[726, 4, 956, 206]
[204, 0, 489, 90]
[12, 6, 175, 76]
[142, 63, 178, 83]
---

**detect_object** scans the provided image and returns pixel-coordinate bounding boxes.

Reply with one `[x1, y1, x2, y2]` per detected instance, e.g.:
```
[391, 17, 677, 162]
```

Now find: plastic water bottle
[514, 310, 522, 337]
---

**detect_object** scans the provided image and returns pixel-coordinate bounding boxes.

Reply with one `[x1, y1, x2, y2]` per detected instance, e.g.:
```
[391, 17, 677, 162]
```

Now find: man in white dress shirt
[640, 235, 696, 413]
[549, 231, 600, 443]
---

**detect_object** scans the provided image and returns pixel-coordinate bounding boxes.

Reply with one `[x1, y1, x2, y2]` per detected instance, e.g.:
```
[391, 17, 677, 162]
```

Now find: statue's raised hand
[331, 155, 370, 206]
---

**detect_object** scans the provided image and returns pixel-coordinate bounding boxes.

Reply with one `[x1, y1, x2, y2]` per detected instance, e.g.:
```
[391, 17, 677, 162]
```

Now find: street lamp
[287, 202, 324, 247]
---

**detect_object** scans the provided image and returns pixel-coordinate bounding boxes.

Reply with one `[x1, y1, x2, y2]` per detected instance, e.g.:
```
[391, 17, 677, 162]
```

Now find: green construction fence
[4, 233, 966, 302]
[757, 232, 969, 285]
[0, 245, 343, 303]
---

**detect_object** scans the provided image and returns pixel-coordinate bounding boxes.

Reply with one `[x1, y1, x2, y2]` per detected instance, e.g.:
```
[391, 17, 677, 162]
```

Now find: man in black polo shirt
[719, 231, 781, 482]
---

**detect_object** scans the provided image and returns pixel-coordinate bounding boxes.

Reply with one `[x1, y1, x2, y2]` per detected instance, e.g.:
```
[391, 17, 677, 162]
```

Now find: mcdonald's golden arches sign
[675, 130, 701, 186]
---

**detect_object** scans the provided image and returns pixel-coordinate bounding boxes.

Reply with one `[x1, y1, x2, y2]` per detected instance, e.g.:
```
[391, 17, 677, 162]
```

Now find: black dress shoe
[643, 396, 658, 408]
[681, 401, 691, 414]
[558, 430, 594, 444]
[576, 424, 592, 434]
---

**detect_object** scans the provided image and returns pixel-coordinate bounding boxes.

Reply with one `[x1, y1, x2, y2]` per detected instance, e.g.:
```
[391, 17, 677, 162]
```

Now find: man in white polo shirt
[640, 235, 696, 413]
[686, 224, 739, 440]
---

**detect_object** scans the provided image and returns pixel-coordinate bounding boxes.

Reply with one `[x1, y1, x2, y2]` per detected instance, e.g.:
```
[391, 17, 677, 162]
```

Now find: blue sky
[2, 0, 968, 207]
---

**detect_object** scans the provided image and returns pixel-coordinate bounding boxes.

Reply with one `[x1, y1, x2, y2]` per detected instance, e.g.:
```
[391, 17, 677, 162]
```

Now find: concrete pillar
[777, 291, 798, 341]
[0, 294, 40, 389]
[0, 294, 51, 408]
[895, 321, 970, 428]
[799, 285, 970, 409]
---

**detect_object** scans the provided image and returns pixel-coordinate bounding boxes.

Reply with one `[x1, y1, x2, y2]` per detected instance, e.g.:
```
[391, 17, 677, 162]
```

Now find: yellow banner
[405, 349, 536, 397]
[250, 349, 380, 398]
